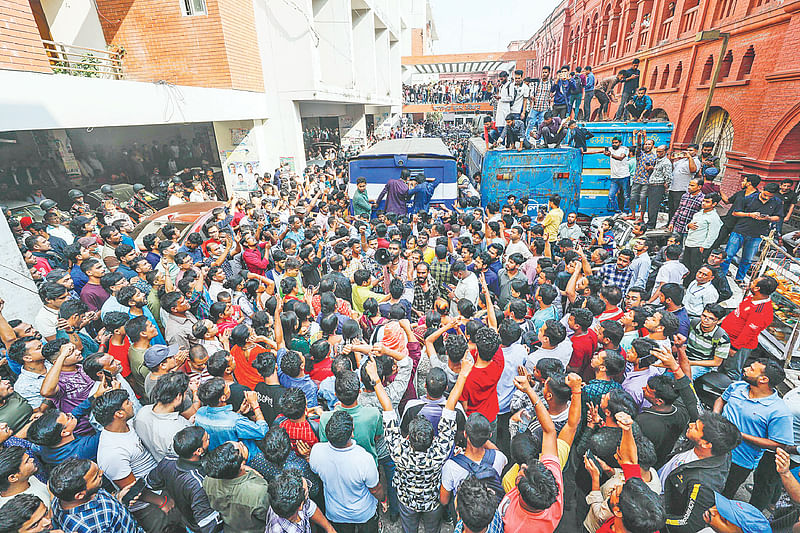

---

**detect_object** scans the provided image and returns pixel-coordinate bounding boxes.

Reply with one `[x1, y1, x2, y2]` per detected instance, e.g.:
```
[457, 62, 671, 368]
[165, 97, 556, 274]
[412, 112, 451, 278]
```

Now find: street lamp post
[694, 30, 730, 144]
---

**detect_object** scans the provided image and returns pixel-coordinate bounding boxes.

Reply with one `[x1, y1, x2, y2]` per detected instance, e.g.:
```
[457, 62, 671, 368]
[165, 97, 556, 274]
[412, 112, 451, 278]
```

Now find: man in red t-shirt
[720, 276, 777, 379]
[567, 308, 597, 378]
[103, 311, 131, 378]
[460, 327, 504, 425]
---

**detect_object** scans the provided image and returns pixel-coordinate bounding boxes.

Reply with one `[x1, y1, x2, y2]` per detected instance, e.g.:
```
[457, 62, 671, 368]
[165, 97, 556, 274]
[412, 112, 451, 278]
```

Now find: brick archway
[759, 102, 800, 162]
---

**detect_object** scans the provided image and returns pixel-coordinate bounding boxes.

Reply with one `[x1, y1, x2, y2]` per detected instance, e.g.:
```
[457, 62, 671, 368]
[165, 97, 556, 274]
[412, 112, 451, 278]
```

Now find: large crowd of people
[0, 115, 797, 533]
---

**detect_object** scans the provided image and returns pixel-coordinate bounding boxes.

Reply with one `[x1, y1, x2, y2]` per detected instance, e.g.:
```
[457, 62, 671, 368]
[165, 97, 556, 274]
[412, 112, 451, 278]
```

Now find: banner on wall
[279, 157, 295, 173]
[230, 128, 250, 145]
[50, 130, 81, 177]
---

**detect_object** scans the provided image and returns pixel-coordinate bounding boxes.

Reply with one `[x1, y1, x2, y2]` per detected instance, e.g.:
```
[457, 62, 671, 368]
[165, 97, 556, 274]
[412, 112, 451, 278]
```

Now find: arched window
[719, 50, 733, 79]
[660, 64, 670, 89]
[738, 46, 755, 79]
[700, 55, 714, 84]
[672, 61, 683, 87]
[649, 66, 659, 90]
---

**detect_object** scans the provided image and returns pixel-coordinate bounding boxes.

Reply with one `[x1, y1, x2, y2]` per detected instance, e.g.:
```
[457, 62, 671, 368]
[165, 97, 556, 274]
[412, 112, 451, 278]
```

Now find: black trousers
[682, 246, 705, 286]
[331, 512, 379, 533]
[722, 462, 752, 499]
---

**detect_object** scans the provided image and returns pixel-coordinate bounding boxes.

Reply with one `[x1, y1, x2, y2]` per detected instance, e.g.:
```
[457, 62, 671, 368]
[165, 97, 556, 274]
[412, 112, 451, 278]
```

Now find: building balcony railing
[624, 34, 634, 54]
[638, 29, 649, 48]
[41, 40, 124, 79]
[658, 17, 673, 42]
[680, 6, 699, 35]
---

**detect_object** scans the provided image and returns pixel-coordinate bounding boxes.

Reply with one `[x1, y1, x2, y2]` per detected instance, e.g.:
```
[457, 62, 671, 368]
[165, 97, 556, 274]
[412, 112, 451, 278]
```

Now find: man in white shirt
[668, 145, 701, 220]
[649, 244, 688, 303]
[34, 282, 68, 342]
[449, 262, 480, 316]
[604, 137, 630, 214]
[682, 193, 723, 282]
[558, 212, 583, 241]
[510, 70, 528, 119]
[503, 226, 533, 262]
[133, 372, 193, 463]
[685, 267, 720, 318]
[494, 71, 514, 133]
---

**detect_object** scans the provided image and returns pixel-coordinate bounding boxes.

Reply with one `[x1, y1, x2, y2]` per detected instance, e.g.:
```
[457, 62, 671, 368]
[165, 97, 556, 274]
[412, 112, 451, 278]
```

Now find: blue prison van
[348, 138, 458, 209]
[469, 121, 674, 218]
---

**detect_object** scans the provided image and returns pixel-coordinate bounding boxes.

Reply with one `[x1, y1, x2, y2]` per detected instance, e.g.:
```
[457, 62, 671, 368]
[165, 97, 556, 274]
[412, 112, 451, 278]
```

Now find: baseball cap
[714, 493, 770, 533]
[143, 344, 180, 369]
[78, 236, 97, 248]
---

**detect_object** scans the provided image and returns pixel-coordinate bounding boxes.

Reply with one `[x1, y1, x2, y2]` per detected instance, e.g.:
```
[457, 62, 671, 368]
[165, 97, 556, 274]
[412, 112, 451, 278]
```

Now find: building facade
[0, 0, 417, 320]
[523, 0, 800, 192]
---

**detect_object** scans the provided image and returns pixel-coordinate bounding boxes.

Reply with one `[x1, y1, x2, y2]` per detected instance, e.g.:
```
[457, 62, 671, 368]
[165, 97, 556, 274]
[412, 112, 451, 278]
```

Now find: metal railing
[41, 40, 124, 79]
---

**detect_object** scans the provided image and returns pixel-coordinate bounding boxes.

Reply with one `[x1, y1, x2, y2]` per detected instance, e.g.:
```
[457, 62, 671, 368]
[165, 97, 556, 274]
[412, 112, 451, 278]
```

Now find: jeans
[608, 177, 630, 212]
[399, 502, 443, 533]
[583, 89, 595, 121]
[379, 454, 400, 517]
[721, 347, 752, 381]
[630, 182, 648, 215]
[720, 232, 762, 282]
[691, 365, 713, 382]
[568, 94, 582, 117]
[615, 90, 635, 119]
[525, 110, 547, 143]
[646, 184, 666, 228]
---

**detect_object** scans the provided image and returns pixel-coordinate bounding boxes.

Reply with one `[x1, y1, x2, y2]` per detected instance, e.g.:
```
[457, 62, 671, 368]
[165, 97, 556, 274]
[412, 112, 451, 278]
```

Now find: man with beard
[412, 261, 439, 318]
[50, 458, 142, 532]
[117, 286, 166, 345]
[382, 240, 408, 293]
[715, 358, 793, 501]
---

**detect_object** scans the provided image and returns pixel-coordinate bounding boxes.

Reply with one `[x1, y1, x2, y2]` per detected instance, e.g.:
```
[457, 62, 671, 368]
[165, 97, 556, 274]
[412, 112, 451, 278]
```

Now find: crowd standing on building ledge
[0, 69, 799, 533]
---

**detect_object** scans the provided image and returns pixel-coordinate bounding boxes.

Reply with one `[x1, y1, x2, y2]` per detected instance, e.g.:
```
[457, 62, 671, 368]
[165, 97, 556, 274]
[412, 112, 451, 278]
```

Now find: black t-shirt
[733, 193, 783, 237]
[781, 191, 797, 216]
[637, 406, 690, 468]
[255, 382, 287, 425]
[227, 382, 250, 412]
[300, 261, 321, 288]
[722, 189, 749, 227]
[623, 68, 640, 92]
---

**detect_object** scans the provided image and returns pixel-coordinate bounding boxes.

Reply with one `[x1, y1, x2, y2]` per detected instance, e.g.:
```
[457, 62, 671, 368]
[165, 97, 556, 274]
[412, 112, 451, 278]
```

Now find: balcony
[638, 29, 650, 49]
[680, 6, 699, 35]
[42, 41, 124, 80]
[624, 34, 634, 54]
[658, 17, 673, 42]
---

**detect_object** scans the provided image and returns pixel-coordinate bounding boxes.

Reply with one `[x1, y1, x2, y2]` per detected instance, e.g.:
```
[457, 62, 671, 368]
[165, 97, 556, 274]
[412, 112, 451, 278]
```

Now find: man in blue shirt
[715, 358, 794, 498]
[178, 232, 204, 264]
[625, 86, 653, 120]
[583, 65, 596, 121]
[194, 377, 269, 467]
[550, 66, 571, 118]
[407, 174, 442, 215]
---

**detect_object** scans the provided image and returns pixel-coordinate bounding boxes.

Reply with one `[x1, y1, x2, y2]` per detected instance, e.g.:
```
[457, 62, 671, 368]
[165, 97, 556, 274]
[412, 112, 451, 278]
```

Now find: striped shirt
[686, 319, 731, 362]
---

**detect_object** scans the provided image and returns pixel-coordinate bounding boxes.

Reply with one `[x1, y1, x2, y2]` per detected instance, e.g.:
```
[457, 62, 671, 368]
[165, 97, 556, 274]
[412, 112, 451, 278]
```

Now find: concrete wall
[0, 70, 269, 132]
[0, 214, 42, 324]
[40, 0, 106, 50]
[313, 0, 355, 89]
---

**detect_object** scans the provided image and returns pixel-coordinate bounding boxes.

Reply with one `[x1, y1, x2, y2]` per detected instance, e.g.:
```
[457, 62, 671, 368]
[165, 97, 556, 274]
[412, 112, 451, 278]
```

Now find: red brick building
[523, 0, 800, 193]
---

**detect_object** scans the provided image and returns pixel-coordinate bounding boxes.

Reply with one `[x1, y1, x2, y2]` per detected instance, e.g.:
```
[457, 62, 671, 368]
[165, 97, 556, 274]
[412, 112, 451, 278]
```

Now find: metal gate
[697, 107, 734, 176]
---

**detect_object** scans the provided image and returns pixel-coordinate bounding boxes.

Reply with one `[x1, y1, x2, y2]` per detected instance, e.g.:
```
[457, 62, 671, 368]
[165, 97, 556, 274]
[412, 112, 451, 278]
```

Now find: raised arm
[559, 373, 583, 446]
[40, 343, 74, 398]
[513, 368, 556, 457]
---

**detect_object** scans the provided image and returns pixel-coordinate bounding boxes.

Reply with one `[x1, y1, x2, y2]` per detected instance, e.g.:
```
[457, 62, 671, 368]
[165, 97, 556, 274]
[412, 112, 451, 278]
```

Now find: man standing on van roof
[376, 168, 410, 216]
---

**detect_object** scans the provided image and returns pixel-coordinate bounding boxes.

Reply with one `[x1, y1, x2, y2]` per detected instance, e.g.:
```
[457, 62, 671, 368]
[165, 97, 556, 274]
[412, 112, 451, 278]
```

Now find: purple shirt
[80, 283, 110, 312]
[55, 367, 96, 435]
[376, 179, 409, 215]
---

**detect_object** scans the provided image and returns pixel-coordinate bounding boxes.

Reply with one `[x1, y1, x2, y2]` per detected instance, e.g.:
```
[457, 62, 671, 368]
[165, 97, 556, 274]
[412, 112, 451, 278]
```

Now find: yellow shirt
[542, 207, 564, 243]
[422, 246, 436, 265]
[501, 439, 572, 493]
[351, 284, 381, 314]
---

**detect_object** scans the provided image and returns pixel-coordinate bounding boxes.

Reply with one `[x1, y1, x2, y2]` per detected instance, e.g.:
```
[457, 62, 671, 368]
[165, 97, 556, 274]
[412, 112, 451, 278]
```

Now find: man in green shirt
[202, 441, 270, 533]
[318, 369, 383, 465]
[0, 380, 33, 434]
[352, 177, 372, 218]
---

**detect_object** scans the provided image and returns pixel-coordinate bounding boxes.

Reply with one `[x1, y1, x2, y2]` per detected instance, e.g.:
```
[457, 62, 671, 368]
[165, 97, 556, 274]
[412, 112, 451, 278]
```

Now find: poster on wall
[224, 159, 260, 199]
[279, 157, 295, 173]
[230, 128, 250, 145]
[50, 130, 81, 177]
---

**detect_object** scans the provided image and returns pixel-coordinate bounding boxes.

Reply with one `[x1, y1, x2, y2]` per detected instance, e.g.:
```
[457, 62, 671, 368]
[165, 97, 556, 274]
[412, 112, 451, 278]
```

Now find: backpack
[451, 449, 505, 504]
